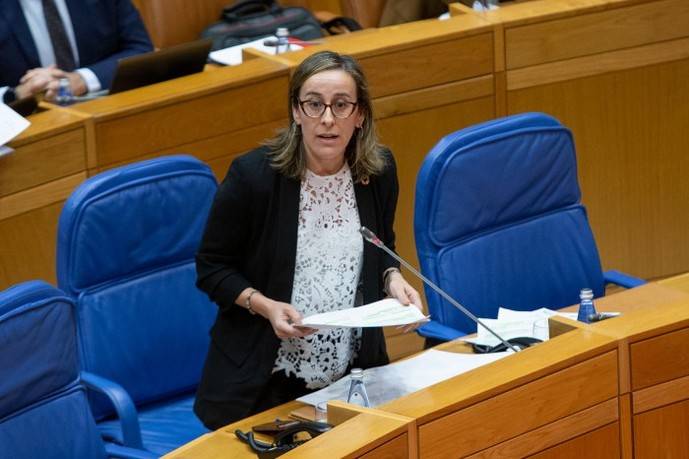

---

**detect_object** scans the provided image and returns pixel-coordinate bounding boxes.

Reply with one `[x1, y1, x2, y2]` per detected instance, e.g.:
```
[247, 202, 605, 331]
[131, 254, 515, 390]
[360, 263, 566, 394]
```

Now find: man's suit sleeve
[85, 0, 153, 90]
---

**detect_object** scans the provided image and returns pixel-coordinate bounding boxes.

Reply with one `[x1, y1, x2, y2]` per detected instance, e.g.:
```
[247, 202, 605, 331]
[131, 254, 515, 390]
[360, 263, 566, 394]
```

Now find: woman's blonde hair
[264, 50, 385, 182]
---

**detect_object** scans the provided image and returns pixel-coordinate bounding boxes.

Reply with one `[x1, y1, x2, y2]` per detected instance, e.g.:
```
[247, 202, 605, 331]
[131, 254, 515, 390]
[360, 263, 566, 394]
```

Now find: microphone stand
[360, 227, 520, 353]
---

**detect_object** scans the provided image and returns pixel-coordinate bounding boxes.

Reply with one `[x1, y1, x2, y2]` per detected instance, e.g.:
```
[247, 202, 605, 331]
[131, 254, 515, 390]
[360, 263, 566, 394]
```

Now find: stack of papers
[297, 349, 510, 407]
[466, 307, 587, 347]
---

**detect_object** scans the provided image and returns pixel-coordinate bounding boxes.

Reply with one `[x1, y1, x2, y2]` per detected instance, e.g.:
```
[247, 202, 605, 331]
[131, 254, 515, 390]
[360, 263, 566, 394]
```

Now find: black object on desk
[8, 96, 38, 117]
[236, 419, 332, 458]
[109, 38, 212, 94]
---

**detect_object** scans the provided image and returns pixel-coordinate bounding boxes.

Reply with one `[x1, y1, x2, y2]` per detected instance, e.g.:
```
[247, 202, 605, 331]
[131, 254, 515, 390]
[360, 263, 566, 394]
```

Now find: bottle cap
[276, 27, 289, 36]
[350, 368, 363, 378]
[579, 288, 593, 300]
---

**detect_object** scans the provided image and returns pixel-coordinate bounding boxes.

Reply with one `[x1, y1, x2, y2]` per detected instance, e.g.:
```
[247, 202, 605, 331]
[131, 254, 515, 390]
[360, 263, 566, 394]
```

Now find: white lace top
[272, 163, 363, 389]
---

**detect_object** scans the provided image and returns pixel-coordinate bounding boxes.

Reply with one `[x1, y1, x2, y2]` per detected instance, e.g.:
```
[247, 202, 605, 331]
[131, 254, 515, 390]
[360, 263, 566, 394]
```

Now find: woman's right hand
[264, 300, 317, 339]
[236, 288, 315, 339]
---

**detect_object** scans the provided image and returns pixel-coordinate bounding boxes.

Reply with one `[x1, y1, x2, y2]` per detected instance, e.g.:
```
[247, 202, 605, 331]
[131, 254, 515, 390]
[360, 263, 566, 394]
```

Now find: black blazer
[194, 146, 400, 426]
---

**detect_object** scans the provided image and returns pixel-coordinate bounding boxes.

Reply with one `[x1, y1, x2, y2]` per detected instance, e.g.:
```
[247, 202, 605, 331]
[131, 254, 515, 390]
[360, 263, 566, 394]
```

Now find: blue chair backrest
[56, 155, 218, 419]
[414, 113, 605, 334]
[0, 281, 106, 459]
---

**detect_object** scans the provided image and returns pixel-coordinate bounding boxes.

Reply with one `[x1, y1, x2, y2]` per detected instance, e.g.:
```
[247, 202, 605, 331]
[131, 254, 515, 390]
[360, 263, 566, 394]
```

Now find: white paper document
[208, 36, 303, 66]
[300, 298, 428, 329]
[297, 349, 511, 407]
[465, 307, 558, 347]
[464, 307, 609, 347]
[0, 103, 30, 147]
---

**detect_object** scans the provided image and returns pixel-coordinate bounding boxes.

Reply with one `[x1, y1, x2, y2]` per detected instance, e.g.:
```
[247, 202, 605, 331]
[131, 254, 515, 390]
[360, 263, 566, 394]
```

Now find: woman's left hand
[386, 271, 425, 333]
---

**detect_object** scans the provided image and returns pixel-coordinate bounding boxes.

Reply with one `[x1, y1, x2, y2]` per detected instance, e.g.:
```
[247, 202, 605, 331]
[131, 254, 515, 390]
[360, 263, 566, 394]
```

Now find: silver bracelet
[245, 289, 259, 315]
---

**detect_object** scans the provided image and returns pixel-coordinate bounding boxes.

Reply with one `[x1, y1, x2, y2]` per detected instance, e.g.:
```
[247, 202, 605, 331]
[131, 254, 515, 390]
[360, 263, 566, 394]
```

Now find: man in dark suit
[1, 0, 152, 103]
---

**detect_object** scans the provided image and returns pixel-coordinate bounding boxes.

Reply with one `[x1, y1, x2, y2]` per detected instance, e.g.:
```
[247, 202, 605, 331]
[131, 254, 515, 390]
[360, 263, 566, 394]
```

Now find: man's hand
[16, 66, 87, 100]
[16, 66, 62, 98]
[44, 71, 87, 100]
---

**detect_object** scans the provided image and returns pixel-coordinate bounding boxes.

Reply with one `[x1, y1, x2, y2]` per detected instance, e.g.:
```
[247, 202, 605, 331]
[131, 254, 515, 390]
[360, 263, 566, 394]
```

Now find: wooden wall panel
[634, 398, 689, 458]
[0, 202, 62, 290]
[507, 58, 689, 279]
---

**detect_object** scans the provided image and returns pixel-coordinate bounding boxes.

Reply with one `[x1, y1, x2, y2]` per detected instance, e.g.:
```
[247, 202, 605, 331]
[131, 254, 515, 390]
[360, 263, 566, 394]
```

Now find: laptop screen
[109, 39, 212, 94]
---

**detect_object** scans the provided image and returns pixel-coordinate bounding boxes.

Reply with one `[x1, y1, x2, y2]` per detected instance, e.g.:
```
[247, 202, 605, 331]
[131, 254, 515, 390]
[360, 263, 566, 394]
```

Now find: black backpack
[201, 0, 324, 51]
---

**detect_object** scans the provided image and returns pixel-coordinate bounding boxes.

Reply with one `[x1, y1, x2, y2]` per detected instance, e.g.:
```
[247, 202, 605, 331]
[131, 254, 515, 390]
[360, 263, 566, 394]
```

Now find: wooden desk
[0, 106, 89, 289]
[163, 278, 689, 458]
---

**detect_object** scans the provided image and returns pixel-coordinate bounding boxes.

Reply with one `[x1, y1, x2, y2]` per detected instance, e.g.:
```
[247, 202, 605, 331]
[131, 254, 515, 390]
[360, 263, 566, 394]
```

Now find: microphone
[359, 226, 521, 353]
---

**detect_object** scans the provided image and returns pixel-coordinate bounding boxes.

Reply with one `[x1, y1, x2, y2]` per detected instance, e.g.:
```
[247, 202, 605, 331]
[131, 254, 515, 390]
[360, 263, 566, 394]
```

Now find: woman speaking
[194, 50, 422, 429]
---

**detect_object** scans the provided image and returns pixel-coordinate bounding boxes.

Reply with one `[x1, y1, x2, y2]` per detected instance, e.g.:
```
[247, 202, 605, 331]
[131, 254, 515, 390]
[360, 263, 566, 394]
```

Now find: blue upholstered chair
[56, 155, 218, 455]
[0, 280, 156, 459]
[414, 113, 644, 342]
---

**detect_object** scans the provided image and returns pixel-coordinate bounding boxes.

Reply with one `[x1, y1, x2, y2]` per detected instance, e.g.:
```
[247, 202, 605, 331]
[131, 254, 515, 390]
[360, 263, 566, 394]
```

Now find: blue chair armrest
[104, 443, 158, 459]
[80, 371, 144, 450]
[416, 319, 466, 342]
[603, 270, 646, 289]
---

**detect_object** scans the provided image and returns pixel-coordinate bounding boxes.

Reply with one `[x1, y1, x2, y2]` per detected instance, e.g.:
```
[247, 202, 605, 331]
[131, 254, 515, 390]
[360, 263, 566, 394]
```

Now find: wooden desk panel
[1, 110, 87, 198]
[359, 33, 493, 98]
[527, 422, 620, 459]
[73, 59, 289, 170]
[91, 78, 286, 168]
[467, 400, 619, 458]
[630, 326, 689, 391]
[505, 0, 689, 69]
[416, 351, 618, 458]
[281, 412, 411, 459]
[633, 398, 689, 458]
[358, 434, 408, 459]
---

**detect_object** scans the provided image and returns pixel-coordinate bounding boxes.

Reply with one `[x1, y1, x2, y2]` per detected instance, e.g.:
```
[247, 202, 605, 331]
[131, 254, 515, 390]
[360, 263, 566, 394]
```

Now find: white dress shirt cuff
[76, 68, 102, 93]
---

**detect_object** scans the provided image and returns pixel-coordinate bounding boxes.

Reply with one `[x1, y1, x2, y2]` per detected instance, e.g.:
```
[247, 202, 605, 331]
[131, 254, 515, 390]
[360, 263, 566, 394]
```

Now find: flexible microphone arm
[359, 226, 520, 353]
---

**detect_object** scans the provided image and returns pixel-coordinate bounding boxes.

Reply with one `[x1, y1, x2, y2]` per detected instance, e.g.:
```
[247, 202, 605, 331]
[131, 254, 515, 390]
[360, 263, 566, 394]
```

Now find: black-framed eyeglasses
[298, 99, 358, 119]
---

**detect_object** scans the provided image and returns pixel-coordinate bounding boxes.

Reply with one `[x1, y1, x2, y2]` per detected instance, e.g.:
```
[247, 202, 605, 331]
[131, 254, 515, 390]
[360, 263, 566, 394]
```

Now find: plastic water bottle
[275, 27, 290, 55]
[577, 288, 597, 323]
[346, 368, 370, 407]
[56, 78, 73, 106]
